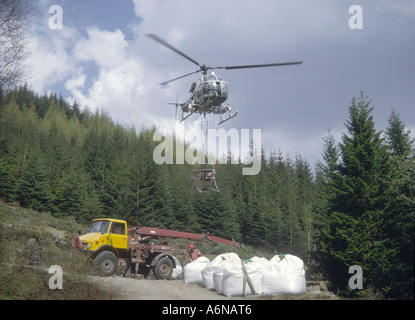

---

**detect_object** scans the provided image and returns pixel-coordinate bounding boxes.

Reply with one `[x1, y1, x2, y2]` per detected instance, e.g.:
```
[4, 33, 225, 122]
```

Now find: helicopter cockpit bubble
[193, 72, 228, 104]
[202, 81, 215, 95]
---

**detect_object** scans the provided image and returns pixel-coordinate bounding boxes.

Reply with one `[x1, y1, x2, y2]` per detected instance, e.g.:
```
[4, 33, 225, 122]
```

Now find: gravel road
[93, 276, 248, 300]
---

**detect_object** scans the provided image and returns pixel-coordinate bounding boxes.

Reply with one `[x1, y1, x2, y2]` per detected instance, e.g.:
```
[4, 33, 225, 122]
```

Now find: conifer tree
[313, 130, 339, 260]
[294, 155, 314, 259]
[378, 110, 414, 298]
[17, 149, 51, 212]
[385, 109, 413, 158]
[0, 158, 18, 202]
[320, 93, 388, 293]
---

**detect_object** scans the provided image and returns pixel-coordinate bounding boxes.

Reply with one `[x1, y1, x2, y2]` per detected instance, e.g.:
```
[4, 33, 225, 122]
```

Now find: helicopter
[146, 33, 303, 125]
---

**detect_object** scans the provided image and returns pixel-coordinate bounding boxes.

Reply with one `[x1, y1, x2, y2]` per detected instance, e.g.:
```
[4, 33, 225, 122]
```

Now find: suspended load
[190, 167, 219, 193]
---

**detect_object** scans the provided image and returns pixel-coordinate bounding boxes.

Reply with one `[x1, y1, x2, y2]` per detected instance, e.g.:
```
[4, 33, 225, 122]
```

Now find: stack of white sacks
[183, 253, 306, 297]
[183, 256, 210, 284]
[201, 253, 241, 291]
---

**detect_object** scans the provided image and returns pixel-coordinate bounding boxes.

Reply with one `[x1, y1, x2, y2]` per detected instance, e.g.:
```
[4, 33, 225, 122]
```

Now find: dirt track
[91, 275, 340, 300]
[93, 276, 247, 300]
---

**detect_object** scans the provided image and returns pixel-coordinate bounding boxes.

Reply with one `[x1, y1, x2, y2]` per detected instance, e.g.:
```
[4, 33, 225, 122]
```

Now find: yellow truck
[74, 218, 243, 278]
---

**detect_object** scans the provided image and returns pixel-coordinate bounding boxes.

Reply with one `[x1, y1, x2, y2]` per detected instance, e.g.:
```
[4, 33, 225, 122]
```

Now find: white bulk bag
[171, 258, 183, 280]
[184, 256, 210, 284]
[213, 267, 224, 293]
[262, 254, 306, 295]
[221, 257, 268, 297]
[201, 253, 241, 289]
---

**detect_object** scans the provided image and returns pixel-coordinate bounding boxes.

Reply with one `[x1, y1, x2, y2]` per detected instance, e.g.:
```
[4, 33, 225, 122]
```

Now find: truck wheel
[154, 257, 173, 280]
[94, 251, 118, 276]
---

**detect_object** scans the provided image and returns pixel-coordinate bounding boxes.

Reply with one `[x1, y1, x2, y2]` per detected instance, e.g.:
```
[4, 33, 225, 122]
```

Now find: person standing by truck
[188, 244, 202, 261]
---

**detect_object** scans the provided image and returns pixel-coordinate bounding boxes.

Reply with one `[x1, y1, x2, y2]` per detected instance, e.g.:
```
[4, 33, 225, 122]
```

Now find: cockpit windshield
[196, 72, 228, 99]
[89, 220, 110, 234]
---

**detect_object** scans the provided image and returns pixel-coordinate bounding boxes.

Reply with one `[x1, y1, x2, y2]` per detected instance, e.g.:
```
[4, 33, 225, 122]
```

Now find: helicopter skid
[219, 110, 238, 125]
[180, 112, 194, 123]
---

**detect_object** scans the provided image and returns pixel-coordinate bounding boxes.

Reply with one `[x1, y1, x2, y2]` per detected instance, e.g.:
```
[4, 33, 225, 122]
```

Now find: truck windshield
[89, 220, 110, 234]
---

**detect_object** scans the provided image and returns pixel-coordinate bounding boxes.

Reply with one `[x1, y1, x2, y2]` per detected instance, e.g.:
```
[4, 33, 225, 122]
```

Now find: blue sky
[28, 0, 415, 166]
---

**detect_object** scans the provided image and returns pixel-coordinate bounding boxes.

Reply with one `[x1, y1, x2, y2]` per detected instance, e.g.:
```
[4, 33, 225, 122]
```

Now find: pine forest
[0, 86, 413, 298]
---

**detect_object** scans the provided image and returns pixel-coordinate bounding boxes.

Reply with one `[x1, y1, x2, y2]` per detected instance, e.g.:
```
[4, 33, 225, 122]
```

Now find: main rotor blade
[158, 70, 201, 86]
[146, 33, 202, 68]
[218, 61, 303, 70]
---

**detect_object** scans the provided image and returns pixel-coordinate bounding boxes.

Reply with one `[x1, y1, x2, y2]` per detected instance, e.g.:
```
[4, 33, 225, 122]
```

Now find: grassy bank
[0, 201, 113, 300]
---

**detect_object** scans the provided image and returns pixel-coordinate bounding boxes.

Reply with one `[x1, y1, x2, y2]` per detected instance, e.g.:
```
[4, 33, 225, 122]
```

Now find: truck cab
[78, 219, 129, 276]
[77, 218, 177, 278]
[80, 219, 128, 255]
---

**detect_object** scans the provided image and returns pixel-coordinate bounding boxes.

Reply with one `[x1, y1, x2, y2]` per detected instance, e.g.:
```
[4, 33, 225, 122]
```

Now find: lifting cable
[201, 114, 208, 157]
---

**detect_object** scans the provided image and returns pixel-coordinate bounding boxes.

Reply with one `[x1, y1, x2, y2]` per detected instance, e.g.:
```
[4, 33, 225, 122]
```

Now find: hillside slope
[0, 201, 114, 299]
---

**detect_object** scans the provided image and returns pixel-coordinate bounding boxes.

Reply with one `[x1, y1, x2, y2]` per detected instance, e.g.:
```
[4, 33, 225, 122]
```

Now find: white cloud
[28, 26, 79, 93]
[65, 72, 85, 91]
[64, 71, 88, 106]
[62, 26, 179, 129]
[74, 27, 129, 69]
